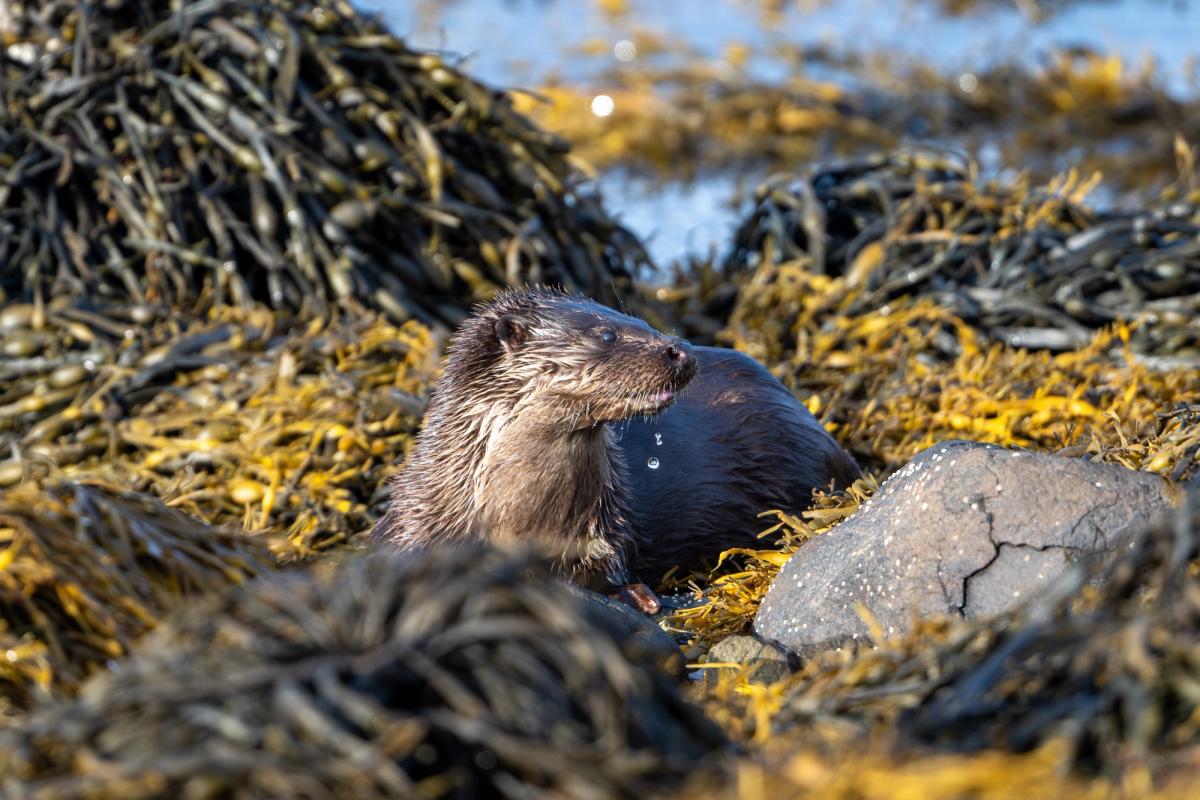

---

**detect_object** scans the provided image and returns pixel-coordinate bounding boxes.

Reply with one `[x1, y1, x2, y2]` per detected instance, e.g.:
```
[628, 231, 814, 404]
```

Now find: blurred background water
[359, 0, 1199, 266]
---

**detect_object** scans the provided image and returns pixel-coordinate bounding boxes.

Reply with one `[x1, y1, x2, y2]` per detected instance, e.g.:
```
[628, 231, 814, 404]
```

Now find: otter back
[614, 347, 860, 582]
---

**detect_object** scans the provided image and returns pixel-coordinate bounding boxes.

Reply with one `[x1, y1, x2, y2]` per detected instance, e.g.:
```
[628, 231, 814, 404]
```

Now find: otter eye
[599, 328, 618, 344]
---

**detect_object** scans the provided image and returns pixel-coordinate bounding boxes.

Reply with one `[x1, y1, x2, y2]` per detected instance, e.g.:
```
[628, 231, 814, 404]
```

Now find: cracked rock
[754, 440, 1177, 658]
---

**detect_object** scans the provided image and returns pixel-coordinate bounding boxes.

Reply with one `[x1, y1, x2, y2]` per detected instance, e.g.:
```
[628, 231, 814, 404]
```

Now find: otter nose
[664, 338, 694, 371]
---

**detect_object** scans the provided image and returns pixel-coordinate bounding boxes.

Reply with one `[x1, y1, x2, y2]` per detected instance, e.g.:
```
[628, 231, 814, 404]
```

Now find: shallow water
[373, 0, 1198, 92]
[364, 0, 1200, 266]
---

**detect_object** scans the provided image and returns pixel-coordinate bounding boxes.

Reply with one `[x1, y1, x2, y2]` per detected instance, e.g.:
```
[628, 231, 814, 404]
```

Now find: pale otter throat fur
[374, 287, 862, 611]
[372, 288, 697, 610]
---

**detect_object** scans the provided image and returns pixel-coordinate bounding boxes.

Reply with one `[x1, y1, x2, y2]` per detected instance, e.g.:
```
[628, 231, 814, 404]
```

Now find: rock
[569, 586, 686, 675]
[755, 440, 1177, 658]
[704, 635, 794, 684]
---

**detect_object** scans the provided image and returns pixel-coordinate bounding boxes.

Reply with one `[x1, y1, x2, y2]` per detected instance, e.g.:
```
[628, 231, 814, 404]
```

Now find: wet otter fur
[373, 287, 697, 609]
[374, 287, 861, 604]
[616, 348, 861, 582]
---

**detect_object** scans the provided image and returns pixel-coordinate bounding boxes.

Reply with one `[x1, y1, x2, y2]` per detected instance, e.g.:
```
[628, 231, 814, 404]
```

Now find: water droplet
[5, 650, 17, 662]
[646, 457, 660, 469]
[654, 433, 663, 446]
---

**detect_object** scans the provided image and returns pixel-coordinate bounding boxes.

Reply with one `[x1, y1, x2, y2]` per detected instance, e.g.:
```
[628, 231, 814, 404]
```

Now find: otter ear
[495, 314, 530, 350]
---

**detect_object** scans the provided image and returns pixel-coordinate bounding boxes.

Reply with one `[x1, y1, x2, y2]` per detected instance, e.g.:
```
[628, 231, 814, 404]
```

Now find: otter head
[459, 288, 698, 428]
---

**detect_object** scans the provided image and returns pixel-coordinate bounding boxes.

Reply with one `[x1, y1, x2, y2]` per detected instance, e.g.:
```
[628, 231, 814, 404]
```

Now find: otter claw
[611, 583, 661, 615]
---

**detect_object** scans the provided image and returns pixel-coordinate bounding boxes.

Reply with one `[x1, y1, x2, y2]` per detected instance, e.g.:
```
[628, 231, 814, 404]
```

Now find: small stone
[703, 635, 793, 685]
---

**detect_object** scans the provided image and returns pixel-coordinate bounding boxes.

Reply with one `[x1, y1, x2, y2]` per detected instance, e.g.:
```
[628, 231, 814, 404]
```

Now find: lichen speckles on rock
[754, 440, 1177, 658]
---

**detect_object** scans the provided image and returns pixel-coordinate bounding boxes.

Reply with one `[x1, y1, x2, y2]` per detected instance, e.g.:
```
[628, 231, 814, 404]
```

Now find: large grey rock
[755, 440, 1177, 658]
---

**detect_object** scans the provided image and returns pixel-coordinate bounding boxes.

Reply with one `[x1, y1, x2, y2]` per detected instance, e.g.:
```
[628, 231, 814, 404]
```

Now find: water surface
[363, 0, 1199, 265]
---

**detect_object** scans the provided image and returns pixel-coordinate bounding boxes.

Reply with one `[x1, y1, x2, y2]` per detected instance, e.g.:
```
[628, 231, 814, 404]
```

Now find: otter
[373, 287, 860, 611]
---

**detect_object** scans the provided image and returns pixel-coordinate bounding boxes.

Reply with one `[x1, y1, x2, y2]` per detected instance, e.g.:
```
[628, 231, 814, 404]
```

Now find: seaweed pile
[837, 46, 1198, 194]
[0, 546, 725, 799]
[514, 67, 890, 182]
[0, 480, 273, 717]
[0, 301, 438, 552]
[0, 0, 648, 324]
[0, 297, 444, 712]
[726, 150, 1200, 357]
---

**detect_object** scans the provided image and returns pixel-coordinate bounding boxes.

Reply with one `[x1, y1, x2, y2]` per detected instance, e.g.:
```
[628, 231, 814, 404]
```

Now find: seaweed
[0, 480, 273, 716]
[0, 546, 726, 798]
[726, 150, 1200, 358]
[0, 302, 439, 553]
[518, 39, 1198, 195]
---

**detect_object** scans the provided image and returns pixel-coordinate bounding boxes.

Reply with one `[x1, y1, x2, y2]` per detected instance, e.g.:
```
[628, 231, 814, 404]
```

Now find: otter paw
[611, 583, 662, 615]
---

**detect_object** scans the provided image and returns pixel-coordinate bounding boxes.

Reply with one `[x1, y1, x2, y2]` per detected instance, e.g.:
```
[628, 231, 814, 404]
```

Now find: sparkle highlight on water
[590, 94, 615, 117]
[613, 39, 636, 61]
